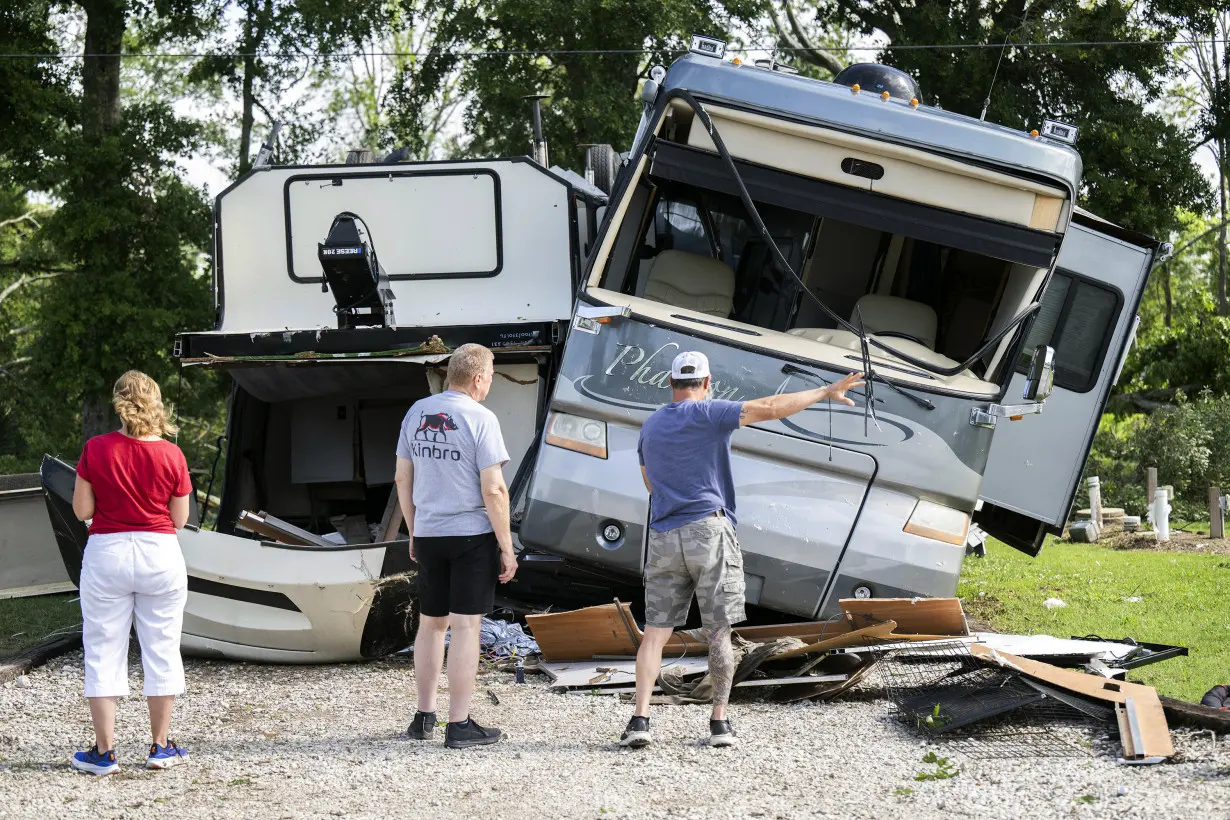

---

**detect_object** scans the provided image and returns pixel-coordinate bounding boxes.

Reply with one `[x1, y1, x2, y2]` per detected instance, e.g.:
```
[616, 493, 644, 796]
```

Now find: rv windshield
[594, 179, 1045, 396]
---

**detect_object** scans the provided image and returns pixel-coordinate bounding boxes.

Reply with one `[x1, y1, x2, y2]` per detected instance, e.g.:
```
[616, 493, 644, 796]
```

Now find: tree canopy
[0, 0, 1227, 482]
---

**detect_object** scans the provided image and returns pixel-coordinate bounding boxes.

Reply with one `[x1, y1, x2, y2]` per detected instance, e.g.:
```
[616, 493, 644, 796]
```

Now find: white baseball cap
[671, 351, 711, 380]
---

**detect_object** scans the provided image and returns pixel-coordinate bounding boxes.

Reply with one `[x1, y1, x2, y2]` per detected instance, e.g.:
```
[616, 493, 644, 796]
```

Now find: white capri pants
[79, 532, 188, 698]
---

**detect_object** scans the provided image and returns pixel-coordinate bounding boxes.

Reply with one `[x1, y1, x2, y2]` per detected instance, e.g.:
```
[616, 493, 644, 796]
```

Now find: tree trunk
[1163, 263, 1173, 327]
[80, 0, 125, 140]
[81, 393, 113, 442]
[78, 0, 126, 445]
[1219, 142, 1227, 317]
[238, 0, 257, 175]
[238, 53, 256, 174]
[236, 1, 271, 174]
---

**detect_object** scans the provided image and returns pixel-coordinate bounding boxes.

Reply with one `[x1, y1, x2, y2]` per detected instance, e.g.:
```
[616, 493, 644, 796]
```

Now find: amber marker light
[1030, 129, 1040, 137]
[909, 98, 919, 108]
[851, 83, 861, 93]
[881, 91, 890, 100]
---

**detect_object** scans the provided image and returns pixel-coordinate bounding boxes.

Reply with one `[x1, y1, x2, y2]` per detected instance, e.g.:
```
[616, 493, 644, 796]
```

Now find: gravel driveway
[1, 651, 1227, 819]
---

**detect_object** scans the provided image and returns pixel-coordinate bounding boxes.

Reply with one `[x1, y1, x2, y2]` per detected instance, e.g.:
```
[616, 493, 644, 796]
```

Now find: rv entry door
[975, 218, 1155, 555]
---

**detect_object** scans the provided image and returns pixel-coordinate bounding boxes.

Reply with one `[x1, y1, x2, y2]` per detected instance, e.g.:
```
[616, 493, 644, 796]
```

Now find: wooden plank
[970, 644, 1173, 759]
[260, 512, 336, 547]
[1159, 695, 1230, 733]
[769, 620, 900, 661]
[0, 629, 82, 684]
[1115, 704, 1135, 758]
[377, 488, 404, 543]
[526, 604, 642, 661]
[578, 674, 849, 695]
[839, 597, 969, 636]
[1029, 195, 1064, 231]
[235, 510, 333, 548]
[526, 603, 865, 661]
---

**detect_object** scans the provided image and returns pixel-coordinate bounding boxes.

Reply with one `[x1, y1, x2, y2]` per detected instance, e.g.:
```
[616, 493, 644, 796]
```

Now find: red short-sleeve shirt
[76, 431, 193, 535]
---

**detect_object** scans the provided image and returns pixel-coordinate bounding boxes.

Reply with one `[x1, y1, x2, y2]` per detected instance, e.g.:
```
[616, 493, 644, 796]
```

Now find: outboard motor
[833, 63, 921, 102]
[317, 212, 396, 330]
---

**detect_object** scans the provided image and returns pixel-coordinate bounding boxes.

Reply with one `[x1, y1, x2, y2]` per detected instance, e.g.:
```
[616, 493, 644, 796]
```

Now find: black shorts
[415, 532, 500, 618]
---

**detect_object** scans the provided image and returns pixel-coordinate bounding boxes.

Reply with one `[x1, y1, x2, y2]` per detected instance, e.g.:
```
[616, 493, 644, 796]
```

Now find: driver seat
[851, 294, 938, 350]
[789, 295, 939, 350]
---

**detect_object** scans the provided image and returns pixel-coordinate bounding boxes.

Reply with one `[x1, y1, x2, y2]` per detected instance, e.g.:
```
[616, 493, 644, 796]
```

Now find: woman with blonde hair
[69, 370, 192, 775]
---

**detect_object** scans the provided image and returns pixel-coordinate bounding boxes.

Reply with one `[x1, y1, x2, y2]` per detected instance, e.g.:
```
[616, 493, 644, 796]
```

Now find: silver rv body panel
[520, 52, 1153, 615]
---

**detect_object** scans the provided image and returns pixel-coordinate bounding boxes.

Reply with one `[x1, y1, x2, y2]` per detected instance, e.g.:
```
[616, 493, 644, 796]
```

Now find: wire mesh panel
[875, 641, 1110, 758]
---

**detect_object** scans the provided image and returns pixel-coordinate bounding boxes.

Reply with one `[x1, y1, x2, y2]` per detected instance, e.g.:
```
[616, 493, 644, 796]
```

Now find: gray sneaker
[619, 715, 652, 748]
[406, 711, 437, 740]
[709, 719, 737, 747]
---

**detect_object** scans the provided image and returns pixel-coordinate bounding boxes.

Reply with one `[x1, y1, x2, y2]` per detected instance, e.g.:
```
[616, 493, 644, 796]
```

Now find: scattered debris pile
[517, 597, 1201, 764]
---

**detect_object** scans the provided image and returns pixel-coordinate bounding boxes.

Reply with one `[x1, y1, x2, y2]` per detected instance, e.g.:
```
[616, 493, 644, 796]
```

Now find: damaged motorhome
[41, 40, 1161, 663]
[518, 44, 1161, 621]
[43, 142, 618, 662]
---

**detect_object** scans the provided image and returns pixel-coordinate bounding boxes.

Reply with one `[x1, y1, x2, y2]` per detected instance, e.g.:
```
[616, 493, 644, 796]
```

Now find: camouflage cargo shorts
[644, 514, 746, 629]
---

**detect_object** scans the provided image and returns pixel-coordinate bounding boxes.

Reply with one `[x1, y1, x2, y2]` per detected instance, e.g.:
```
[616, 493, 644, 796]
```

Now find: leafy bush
[1082, 391, 1230, 521]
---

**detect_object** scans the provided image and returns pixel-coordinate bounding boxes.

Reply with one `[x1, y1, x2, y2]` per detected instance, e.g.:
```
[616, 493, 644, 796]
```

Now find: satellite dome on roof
[833, 63, 921, 102]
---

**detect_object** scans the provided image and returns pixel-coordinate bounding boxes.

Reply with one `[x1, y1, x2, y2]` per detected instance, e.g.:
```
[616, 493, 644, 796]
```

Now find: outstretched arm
[739, 371, 865, 426]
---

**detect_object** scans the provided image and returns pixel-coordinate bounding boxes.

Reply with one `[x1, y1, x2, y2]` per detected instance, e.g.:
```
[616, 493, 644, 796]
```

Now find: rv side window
[1017, 271, 1121, 393]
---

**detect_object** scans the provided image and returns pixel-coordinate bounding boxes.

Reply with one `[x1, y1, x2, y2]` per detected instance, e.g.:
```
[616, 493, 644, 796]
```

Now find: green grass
[0, 593, 80, 659]
[958, 538, 1230, 702]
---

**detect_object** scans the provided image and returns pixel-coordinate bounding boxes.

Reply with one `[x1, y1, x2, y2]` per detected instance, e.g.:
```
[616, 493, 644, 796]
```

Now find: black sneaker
[619, 715, 652, 748]
[406, 711, 437, 740]
[444, 717, 502, 749]
[709, 719, 737, 748]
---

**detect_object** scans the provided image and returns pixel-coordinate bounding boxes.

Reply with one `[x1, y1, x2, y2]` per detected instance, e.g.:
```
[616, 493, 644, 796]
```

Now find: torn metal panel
[1, 474, 74, 598]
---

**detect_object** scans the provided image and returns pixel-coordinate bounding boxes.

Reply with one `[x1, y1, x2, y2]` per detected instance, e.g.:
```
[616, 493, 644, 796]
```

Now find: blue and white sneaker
[70, 746, 118, 776]
[147, 740, 189, 769]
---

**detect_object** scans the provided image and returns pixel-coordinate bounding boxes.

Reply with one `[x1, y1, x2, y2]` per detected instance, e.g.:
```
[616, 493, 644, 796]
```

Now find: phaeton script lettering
[603, 343, 745, 401]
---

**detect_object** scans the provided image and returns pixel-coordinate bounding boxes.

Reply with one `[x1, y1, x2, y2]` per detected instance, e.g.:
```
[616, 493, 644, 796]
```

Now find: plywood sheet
[527, 604, 631, 660]
[839, 597, 969, 636]
[526, 603, 868, 661]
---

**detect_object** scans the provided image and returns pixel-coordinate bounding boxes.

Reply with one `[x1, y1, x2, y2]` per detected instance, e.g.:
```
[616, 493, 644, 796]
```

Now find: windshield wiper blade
[780, 362, 882, 405]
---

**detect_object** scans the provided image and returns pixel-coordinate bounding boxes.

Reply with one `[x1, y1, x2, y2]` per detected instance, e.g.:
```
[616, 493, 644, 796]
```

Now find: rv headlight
[545, 412, 608, 459]
[903, 499, 971, 546]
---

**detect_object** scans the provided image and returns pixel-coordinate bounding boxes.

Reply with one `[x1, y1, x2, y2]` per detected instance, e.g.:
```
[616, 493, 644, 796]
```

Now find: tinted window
[1018, 271, 1120, 392]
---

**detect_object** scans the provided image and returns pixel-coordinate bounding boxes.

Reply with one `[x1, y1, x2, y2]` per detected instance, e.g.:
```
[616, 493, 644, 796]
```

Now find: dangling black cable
[201, 434, 225, 529]
[667, 89, 1045, 379]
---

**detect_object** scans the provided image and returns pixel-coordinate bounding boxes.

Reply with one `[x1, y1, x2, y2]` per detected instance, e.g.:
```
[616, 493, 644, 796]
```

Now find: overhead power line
[0, 38, 1228, 61]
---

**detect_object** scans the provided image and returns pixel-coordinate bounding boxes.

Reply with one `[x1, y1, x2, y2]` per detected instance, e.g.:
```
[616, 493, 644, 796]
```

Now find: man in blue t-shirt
[619, 351, 863, 749]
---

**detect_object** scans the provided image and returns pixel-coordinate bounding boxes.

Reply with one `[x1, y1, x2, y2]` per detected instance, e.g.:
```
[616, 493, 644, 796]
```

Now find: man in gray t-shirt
[394, 343, 516, 749]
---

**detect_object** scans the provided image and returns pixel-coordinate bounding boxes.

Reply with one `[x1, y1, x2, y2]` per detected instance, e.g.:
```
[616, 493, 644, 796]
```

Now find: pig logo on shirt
[414, 412, 458, 443]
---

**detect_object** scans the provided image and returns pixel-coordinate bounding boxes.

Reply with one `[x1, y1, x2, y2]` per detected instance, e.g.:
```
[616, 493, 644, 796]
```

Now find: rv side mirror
[1023, 345, 1055, 402]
